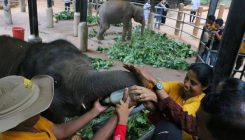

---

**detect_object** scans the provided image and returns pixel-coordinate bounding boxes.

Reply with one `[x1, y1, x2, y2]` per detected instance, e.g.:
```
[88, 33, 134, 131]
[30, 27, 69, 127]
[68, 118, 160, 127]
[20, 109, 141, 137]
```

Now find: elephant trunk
[70, 70, 142, 111]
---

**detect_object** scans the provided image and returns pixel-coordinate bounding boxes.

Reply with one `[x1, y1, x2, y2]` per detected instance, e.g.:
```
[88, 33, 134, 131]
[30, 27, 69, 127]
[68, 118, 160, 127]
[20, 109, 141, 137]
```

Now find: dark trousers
[190, 11, 196, 22]
[65, 2, 70, 11]
[161, 11, 168, 24]
[151, 121, 182, 140]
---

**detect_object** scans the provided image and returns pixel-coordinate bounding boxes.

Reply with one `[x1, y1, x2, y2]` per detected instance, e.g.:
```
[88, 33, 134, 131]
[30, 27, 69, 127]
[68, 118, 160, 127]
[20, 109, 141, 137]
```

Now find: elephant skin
[97, 0, 145, 41]
[0, 36, 142, 123]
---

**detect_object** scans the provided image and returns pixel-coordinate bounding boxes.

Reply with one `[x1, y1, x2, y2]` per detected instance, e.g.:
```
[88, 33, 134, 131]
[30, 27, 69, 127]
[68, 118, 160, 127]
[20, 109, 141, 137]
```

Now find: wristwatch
[153, 82, 163, 91]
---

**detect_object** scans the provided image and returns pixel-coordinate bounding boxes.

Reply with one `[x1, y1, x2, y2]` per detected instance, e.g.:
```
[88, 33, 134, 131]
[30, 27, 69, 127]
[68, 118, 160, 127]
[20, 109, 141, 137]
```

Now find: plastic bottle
[102, 89, 139, 105]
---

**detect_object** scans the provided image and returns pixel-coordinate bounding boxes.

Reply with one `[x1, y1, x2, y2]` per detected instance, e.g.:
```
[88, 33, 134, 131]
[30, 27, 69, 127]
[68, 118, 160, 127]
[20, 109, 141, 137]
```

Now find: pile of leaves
[91, 58, 113, 70]
[53, 12, 98, 23]
[87, 15, 99, 24]
[79, 108, 153, 140]
[54, 11, 74, 20]
[88, 28, 97, 38]
[100, 26, 195, 70]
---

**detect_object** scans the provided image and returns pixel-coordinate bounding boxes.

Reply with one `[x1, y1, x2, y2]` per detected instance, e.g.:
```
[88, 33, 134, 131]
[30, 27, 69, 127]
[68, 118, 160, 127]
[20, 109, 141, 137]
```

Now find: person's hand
[129, 85, 158, 103]
[123, 63, 157, 86]
[116, 98, 135, 125]
[122, 88, 137, 107]
[93, 99, 108, 114]
[143, 101, 157, 112]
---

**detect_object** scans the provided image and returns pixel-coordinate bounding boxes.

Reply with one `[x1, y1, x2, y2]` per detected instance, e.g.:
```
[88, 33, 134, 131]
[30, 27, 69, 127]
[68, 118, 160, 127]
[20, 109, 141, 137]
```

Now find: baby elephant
[97, 0, 145, 41]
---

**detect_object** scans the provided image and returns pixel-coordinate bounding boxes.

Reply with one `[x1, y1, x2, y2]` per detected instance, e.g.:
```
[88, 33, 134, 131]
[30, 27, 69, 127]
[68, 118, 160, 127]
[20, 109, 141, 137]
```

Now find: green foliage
[107, 26, 196, 70]
[127, 110, 154, 139]
[88, 29, 97, 38]
[79, 107, 114, 140]
[91, 58, 113, 70]
[87, 15, 99, 24]
[79, 108, 153, 140]
[54, 11, 74, 20]
[96, 46, 109, 53]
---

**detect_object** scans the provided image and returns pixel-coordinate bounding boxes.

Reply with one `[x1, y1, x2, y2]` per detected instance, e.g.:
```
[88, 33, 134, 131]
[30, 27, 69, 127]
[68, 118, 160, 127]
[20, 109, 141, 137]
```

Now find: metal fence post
[174, 3, 184, 36]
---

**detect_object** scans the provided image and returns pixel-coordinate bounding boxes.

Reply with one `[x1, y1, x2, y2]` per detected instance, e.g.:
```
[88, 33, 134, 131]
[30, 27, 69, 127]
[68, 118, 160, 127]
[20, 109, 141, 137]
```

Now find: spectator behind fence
[144, 0, 151, 25]
[201, 15, 216, 43]
[201, 18, 224, 66]
[0, 75, 108, 140]
[161, 0, 169, 24]
[64, 0, 71, 11]
[124, 63, 213, 140]
[197, 78, 245, 140]
[190, 0, 200, 23]
[154, 0, 168, 29]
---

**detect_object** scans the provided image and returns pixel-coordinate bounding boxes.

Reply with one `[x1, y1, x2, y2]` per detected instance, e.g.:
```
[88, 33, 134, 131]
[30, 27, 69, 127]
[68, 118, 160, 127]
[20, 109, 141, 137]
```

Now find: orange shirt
[0, 116, 57, 140]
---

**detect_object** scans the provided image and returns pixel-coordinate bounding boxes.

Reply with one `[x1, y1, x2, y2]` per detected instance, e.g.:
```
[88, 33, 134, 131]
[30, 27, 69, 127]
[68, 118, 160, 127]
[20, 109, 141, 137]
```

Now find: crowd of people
[1, 62, 245, 140]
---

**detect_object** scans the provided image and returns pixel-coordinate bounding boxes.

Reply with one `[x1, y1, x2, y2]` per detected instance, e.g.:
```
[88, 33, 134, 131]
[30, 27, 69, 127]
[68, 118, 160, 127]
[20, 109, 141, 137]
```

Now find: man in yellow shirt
[0, 75, 109, 140]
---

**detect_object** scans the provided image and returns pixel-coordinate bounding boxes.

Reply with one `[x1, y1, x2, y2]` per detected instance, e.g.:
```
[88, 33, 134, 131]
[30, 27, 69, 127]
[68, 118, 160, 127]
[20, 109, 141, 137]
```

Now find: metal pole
[28, 0, 39, 36]
[28, 0, 42, 42]
[207, 0, 219, 16]
[75, 0, 80, 12]
[213, 0, 245, 86]
[47, 0, 52, 8]
[80, 0, 88, 22]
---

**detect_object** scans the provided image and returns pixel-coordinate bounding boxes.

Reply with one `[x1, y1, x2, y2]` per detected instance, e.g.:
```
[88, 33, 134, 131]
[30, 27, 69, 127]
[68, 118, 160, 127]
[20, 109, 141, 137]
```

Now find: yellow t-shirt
[0, 116, 57, 140]
[239, 41, 245, 54]
[158, 81, 205, 140]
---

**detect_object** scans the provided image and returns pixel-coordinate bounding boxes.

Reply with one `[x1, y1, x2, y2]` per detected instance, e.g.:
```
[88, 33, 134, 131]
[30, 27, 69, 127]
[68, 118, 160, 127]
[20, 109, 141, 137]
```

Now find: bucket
[12, 27, 25, 40]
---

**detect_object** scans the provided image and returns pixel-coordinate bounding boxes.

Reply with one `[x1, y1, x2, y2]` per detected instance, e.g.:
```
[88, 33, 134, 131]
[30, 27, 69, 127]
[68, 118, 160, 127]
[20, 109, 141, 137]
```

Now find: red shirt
[113, 124, 127, 140]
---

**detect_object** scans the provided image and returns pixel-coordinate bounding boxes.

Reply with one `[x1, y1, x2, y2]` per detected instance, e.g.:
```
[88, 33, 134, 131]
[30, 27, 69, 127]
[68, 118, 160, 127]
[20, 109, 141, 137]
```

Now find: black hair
[207, 15, 215, 22]
[215, 18, 224, 27]
[201, 78, 245, 140]
[188, 63, 213, 88]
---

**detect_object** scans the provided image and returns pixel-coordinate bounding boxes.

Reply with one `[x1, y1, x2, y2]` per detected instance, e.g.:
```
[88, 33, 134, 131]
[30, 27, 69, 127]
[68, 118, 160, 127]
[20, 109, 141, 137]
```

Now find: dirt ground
[0, 0, 231, 81]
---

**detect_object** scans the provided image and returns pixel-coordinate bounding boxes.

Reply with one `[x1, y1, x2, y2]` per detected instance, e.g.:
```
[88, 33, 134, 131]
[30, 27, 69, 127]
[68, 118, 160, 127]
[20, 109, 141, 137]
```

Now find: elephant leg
[97, 23, 110, 40]
[122, 24, 127, 42]
[122, 20, 132, 41]
[127, 21, 132, 41]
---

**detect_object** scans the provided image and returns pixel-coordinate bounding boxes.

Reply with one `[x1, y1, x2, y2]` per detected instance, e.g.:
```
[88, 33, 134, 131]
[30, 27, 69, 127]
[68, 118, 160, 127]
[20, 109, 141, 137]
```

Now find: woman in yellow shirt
[124, 63, 213, 140]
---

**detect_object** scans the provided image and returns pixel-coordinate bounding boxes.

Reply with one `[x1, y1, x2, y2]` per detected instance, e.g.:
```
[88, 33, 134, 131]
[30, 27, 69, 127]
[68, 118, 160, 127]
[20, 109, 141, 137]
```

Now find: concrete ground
[0, 0, 231, 82]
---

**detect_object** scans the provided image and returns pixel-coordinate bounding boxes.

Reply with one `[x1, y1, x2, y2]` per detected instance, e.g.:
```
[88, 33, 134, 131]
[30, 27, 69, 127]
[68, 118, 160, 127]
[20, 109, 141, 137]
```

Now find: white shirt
[143, 2, 151, 10]
[64, 0, 70, 3]
[191, 0, 200, 10]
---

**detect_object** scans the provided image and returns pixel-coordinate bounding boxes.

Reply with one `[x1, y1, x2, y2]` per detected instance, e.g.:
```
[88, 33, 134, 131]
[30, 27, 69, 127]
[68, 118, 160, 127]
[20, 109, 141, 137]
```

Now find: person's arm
[113, 89, 135, 140]
[214, 30, 222, 40]
[52, 100, 107, 139]
[157, 97, 197, 135]
[92, 115, 118, 140]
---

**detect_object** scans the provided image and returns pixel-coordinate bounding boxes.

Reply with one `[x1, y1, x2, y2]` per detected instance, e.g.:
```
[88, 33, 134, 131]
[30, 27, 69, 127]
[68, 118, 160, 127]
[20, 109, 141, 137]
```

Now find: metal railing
[153, 6, 206, 40]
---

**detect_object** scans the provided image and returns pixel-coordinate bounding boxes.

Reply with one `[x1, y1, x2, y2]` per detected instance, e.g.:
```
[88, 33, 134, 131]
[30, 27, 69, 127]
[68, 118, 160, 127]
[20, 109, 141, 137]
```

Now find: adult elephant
[0, 36, 142, 123]
[97, 0, 145, 41]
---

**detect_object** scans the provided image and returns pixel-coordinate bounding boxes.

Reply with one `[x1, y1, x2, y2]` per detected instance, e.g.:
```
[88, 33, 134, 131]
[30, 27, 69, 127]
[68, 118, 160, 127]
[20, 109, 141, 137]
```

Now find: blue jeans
[201, 50, 218, 66]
